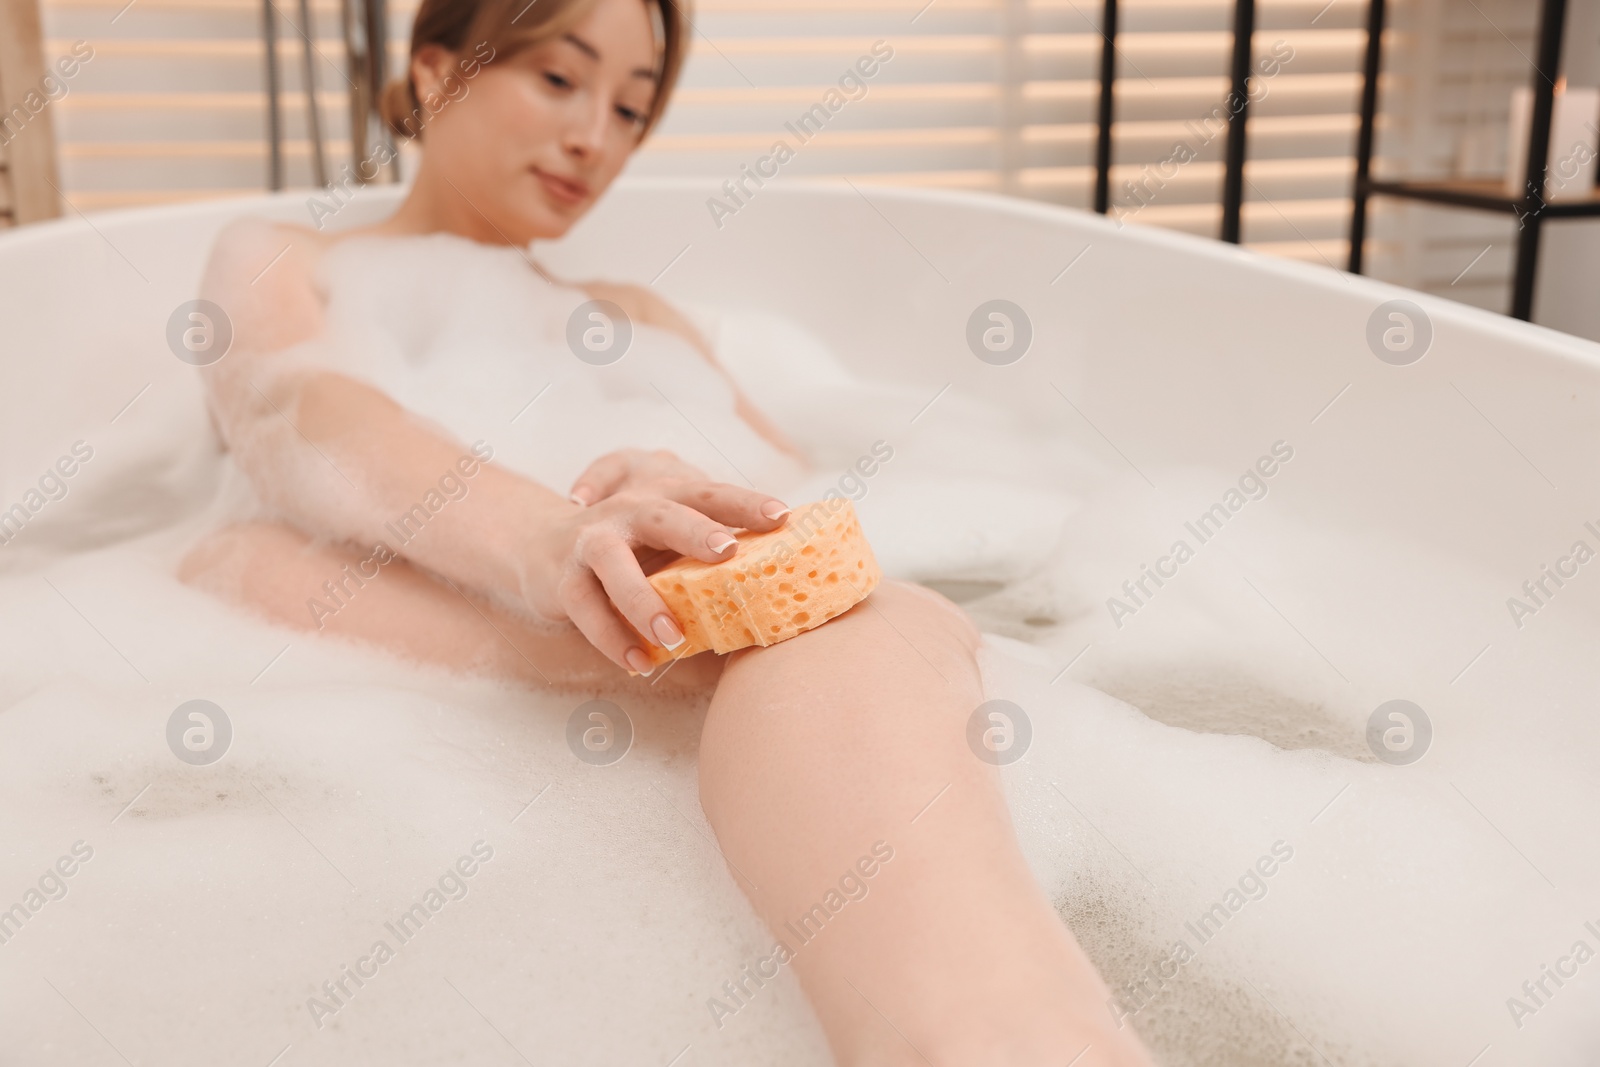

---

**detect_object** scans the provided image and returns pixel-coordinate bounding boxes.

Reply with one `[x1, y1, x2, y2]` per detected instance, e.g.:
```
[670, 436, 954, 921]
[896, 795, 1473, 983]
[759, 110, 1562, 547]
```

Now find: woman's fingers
[665, 480, 791, 532]
[557, 567, 658, 674]
[568, 450, 788, 532]
[582, 534, 687, 659]
[567, 451, 638, 507]
[570, 497, 751, 654]
[552, 479, 793, 676]
[616, 496, 755, 566]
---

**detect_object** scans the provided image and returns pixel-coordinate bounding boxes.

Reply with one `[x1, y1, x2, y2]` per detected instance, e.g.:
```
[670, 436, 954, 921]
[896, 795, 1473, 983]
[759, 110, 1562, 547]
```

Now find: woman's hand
[525, 449, 791, 675]
[566, 447, 712, 508]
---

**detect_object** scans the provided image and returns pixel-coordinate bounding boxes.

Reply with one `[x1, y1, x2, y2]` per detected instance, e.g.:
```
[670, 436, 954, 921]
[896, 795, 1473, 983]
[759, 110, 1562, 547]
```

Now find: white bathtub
[2, 179, 1597, 1065]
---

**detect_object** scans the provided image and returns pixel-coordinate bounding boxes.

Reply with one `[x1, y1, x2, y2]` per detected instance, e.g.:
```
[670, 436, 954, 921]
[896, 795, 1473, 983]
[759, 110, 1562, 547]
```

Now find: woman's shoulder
[201, 217, 340, 299]
[199, 218, 349, 359]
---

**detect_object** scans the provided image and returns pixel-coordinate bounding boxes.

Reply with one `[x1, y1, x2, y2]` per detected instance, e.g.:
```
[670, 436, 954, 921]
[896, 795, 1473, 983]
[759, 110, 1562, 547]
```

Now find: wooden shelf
[1362, 176, 1600, 218]
[1349, 0, 1580, 320]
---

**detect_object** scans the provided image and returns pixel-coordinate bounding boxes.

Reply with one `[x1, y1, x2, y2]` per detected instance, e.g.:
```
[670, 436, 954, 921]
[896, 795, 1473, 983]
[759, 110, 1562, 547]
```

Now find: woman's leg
[698, 579, 1151, 1066]
[182, 524, 1147, 1062]
[176, 521, 724, 695]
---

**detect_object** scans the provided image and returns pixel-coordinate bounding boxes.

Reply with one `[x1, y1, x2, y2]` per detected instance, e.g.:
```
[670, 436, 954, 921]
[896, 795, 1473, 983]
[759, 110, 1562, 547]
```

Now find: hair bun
[379, 75, 421, 141]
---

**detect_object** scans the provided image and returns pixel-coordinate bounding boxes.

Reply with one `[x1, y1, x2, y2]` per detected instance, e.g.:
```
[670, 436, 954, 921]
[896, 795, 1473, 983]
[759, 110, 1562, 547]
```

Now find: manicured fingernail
[625, 648, 654, 675]
[708, 532, 737, 553]
[569, 488, 591, 507]
[651, 614, 685, 649]
[761, 500, 790, 520]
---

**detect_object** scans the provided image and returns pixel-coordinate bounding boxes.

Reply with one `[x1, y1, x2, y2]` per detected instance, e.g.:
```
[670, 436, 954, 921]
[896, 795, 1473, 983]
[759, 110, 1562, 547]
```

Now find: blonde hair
[379, 0, 687, 142]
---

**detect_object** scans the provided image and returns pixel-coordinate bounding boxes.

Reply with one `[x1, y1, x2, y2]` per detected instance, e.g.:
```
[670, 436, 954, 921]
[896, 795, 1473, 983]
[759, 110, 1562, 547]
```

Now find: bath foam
[7, 411, 1600, 1065]
[11, 223, 1600, 1066]
[632, 497, 881, 672]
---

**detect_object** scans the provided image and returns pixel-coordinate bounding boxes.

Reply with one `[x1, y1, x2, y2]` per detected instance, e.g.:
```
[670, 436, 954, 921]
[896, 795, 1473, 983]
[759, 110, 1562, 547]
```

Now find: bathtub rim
[5, 176, 1598, 373]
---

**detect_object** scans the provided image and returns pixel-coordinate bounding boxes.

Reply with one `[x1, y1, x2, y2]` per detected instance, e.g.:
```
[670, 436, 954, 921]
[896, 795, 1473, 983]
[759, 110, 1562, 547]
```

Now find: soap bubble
[165, 300, 234, 366]
[166, 699, 232, 765]
[566, 300, 632, 366]
[567, 699, 633, 766]
[1366, 699, 1431, 765]
[1365, 299, 1432, 366]
[966, 299, 1032, 366]
[967, 699, 1032, 765]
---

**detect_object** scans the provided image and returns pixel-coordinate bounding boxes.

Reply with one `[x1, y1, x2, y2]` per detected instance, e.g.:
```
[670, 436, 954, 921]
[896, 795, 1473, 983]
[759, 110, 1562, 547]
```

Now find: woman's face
[410, 0, 660, 243]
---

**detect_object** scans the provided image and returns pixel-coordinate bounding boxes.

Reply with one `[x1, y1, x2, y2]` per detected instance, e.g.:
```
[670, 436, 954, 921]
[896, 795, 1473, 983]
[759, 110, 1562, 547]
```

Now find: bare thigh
[696, 583, 1145, 1065]
[182, 523, 1142, 1062]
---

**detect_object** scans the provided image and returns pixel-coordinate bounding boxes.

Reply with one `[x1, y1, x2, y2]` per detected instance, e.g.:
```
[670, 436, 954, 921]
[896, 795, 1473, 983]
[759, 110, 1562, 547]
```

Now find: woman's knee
[874, 578, 983, 656]
[180, 521, 307, 590]
[701, 579, 983, 772]
[712, 578, 980, 702]
[179, 520, 353, 629]
[700, 579, 986, 804]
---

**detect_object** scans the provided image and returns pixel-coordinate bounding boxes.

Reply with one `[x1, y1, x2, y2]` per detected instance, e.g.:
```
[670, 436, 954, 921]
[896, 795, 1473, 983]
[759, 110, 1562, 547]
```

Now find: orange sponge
[631, 497, 881, 673]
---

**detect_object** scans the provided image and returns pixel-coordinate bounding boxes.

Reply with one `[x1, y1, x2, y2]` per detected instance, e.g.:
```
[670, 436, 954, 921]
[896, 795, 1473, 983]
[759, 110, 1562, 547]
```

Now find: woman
[178, 0, 1154, 1062]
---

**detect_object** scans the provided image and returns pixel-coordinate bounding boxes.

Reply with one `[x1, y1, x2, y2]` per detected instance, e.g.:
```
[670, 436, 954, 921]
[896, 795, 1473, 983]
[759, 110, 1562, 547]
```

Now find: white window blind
[632, 0, 1397, 266]
[42, 0, 383, 211]
[37, 0, 1400, 269]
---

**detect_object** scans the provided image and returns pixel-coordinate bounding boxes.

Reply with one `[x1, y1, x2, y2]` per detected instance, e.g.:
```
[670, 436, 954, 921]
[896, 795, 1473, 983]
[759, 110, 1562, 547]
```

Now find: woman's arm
[198, 219, 565, 611]
[196, 220, 789, 673]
